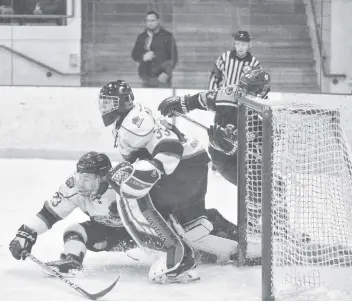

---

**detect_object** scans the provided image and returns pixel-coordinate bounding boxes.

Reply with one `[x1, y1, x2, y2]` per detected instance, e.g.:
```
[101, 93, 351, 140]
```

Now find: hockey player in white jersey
[98, 80, 240, 283]
[9, 152, 137, 275]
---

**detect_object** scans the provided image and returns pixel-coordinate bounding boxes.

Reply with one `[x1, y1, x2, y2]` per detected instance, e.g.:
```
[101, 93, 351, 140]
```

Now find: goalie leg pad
[117, 194, 187, 280]
[183, 216, 214, 241]
[117, 196, 167, 251]
[170, 215, 238, 261]
[126, 195, 193, 283]
[137, 195, 185, 270]
[116, 194, 199, 283]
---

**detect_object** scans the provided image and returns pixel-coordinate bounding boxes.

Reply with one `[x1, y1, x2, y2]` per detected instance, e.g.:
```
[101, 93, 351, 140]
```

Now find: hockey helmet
[237, 69, 271, 99]
[76, 151, 112, 198]
[99, 80, 134, 127]
[233, 31, 251, 42]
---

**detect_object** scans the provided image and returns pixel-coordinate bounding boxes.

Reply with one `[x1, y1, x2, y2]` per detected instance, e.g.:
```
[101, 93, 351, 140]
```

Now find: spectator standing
[132, 11, 178, 88]
[0, 0, 14, 18]
[208, 31, 261, 90]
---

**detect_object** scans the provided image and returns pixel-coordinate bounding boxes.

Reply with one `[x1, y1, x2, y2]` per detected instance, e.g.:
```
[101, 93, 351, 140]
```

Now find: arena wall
[0, 86, 351, 160]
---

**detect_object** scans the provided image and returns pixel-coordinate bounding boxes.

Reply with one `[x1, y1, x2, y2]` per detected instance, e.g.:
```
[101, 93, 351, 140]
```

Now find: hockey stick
[172, 110, 262, 161]
[172, 110, 209, 130]
[24, 252, 119, 300]
[171, 110, 237, 146]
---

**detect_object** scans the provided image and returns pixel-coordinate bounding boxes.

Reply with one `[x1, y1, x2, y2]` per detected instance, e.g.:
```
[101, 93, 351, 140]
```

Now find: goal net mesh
[243, 102, 352, 300]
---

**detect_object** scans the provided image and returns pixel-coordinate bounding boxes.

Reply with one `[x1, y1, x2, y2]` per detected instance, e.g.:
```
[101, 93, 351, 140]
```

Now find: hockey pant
[208, 145, 238, 185]
[62, 221, 137, 261]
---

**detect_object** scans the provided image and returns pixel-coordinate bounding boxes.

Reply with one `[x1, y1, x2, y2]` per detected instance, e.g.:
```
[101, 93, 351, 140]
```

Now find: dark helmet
[237, 69, 271, 99]
[99, 80, 134, 127]
[233, 30, 251, 42]
[77, 151, 112, 176]
[76, 152, 112, 198]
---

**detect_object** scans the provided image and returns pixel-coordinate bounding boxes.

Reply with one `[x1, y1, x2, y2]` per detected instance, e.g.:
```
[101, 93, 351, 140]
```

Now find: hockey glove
[108, 161, 161, 199]
[208, 124, 238, 156]
[9, 225, 37, 260]
[158, 96, 189, 117]
[108, 162, 134, 192]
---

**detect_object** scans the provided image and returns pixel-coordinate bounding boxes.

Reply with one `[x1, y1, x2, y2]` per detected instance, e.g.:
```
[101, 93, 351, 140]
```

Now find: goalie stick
[24, 252, 119, 300]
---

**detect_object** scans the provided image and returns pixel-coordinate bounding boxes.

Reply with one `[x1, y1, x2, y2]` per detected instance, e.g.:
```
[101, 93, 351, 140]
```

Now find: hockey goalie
[98, 80, 240, 283]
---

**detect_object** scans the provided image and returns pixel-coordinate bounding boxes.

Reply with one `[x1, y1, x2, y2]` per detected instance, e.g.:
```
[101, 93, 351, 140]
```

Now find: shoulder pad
[121, 106, 155, 137]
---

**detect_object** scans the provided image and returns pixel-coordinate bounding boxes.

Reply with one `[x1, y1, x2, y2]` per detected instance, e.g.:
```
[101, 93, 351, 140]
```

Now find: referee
[208, 30, 261, 171]
[208, 31, 261, 90]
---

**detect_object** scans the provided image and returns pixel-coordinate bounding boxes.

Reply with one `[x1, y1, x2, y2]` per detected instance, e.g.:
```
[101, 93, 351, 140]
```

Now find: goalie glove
[9, 225, 37, 260]
[208, 124, 238, 156]
[108, 160, 162, 199]
[158, 96, 189, 117]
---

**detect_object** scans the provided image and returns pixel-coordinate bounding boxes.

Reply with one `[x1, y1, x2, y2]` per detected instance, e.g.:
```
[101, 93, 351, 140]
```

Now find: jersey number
[51, 192, 62, 207]
[155, 128, 171, 139]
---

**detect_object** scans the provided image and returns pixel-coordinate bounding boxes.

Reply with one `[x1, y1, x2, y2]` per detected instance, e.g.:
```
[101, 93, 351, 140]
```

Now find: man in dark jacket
[131, 11, 178, 88]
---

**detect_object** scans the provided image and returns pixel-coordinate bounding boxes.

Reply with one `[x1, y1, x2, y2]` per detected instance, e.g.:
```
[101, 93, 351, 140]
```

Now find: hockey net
[237, 96, 352, 300]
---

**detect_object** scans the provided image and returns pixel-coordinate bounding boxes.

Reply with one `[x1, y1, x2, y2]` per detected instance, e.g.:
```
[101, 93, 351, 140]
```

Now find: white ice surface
[1, 159, 351, 301]
[0, 159, 265, 301]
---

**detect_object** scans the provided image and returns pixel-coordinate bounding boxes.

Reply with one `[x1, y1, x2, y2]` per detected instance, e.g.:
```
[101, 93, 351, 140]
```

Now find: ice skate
[44, 253, 84, 277]
[149, 245, 200, 284]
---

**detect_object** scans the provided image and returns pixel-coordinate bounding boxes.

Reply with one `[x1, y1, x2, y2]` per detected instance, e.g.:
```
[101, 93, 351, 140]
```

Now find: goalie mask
[236, 69, 271, 99]
[99, 80, 134, 127]
[76, 151, 112, 198]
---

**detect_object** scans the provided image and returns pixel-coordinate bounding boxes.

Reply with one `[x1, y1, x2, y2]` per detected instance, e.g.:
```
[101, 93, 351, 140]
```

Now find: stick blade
[80, 276, 120, 300]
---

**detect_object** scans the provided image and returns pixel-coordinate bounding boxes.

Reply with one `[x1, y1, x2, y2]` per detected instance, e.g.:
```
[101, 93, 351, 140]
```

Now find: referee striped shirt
[208, 50, 261, 90]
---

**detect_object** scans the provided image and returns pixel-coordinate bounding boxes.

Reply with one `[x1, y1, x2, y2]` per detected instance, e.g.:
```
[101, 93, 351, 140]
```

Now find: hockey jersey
[185, 86, 262, 185]
[196, 86, 238, 112]
[113, 103, 210, 199]
[25, 175, 123, 235]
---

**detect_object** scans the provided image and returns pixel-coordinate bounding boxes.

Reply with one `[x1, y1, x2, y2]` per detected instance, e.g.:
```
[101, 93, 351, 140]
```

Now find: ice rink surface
[1, 159, 351, 301]
[0, 158, 265, 301]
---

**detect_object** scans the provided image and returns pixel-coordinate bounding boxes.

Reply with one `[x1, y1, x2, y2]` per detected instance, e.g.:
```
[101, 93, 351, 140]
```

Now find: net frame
[236, 95, 352, 300]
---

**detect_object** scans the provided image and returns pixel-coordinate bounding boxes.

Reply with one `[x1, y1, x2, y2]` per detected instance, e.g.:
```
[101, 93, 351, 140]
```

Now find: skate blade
[155, 270, 200, 284]
[164, 276, 201, 284]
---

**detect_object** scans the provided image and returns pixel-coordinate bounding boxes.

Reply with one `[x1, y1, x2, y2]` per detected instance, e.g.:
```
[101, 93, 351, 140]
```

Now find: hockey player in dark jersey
[158, 68, 271, 185]
[98, 80, 240, 282]
[158, 69, 311, 244]
[9, 152, 137, 275]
